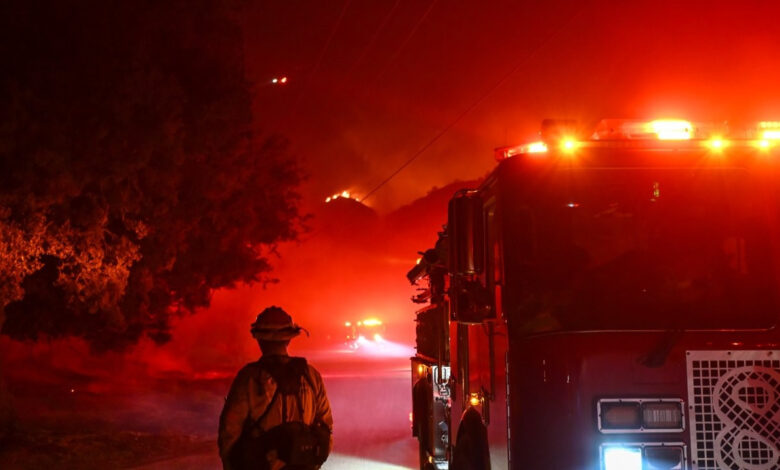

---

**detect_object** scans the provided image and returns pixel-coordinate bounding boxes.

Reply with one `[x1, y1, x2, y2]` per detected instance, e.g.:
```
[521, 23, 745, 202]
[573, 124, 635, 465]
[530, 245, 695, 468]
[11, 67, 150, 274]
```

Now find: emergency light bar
[759, 121, 780, 139]
[592, 119, 696, 141]
[494, 118, 780, 161]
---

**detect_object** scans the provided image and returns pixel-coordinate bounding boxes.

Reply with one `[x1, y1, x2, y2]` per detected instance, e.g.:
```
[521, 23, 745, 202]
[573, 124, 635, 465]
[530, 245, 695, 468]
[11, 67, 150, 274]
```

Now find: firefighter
[219, 306, 333, 470]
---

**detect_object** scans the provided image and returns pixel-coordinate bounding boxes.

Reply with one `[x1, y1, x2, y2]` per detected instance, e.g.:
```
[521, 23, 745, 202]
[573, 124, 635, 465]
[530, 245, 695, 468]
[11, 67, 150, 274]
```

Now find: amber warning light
[469, 393, 481, 407]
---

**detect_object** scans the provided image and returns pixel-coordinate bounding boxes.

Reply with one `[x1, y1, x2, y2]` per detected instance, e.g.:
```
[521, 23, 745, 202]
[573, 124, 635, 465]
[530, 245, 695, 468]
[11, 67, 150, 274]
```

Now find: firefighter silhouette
[218, 306, 333, 470]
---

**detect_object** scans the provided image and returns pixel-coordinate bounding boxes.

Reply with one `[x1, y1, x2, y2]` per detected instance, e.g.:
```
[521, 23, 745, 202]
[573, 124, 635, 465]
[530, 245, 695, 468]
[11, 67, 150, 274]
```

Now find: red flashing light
[593, 118, 694, 140]
[526, 141, 548, 154]
[497, 118, 780, 162]
[560, 138, 580, 155]
[762, 130, 780, 140]
[707, 137, 728, 151]
[494, 141, 547, 160]
[650, 120, 692, 140]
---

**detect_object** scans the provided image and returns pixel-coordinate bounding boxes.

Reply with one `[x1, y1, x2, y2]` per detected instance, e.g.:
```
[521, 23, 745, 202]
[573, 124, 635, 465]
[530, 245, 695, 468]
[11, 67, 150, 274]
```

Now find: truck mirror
[448, 191, 484, 275]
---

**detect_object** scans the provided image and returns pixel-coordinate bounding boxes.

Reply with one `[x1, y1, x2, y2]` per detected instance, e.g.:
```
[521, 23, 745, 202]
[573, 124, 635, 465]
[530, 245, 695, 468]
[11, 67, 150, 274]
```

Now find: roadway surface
[132, 340, 419, 469]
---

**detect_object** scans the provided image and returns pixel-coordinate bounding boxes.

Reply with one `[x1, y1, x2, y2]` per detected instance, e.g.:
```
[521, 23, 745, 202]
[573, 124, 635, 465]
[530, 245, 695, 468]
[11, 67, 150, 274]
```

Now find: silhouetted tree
[0, 0, 304, 350]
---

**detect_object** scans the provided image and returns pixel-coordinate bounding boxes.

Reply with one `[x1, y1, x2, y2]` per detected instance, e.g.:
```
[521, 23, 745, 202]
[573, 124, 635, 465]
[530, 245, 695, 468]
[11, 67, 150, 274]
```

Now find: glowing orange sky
[161, 0, 780, 370]
[242, 0, 780, 215]
[7, 0, 780, 377]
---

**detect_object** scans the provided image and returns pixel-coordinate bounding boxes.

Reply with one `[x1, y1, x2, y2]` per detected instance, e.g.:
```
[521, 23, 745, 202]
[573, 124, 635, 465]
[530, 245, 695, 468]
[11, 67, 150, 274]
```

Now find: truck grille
[686, 350, 780, 470]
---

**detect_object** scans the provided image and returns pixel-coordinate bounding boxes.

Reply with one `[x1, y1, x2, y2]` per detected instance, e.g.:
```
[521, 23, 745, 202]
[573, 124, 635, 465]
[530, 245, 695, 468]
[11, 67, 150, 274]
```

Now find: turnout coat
[218, 355, 333, 470]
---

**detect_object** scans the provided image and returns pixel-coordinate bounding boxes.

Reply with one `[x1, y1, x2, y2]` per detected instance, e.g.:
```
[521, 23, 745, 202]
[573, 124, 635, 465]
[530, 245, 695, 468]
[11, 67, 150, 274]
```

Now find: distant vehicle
[408, 119, 780, 470]
[344, 318, 386, 349]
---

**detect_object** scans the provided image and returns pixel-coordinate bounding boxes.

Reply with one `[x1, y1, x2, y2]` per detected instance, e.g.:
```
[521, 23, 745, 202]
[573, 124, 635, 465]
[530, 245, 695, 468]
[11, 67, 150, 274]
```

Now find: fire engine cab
[408, 119, 780, 470]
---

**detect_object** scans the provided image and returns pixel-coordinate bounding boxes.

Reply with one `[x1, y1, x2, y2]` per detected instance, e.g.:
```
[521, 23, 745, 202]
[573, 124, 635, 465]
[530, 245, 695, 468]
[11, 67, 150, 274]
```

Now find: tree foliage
[0, 0, 304, 350]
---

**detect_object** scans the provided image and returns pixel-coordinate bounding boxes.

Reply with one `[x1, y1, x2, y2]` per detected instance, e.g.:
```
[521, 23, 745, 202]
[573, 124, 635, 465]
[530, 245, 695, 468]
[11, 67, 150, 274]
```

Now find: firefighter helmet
[250, 306, 305, 341]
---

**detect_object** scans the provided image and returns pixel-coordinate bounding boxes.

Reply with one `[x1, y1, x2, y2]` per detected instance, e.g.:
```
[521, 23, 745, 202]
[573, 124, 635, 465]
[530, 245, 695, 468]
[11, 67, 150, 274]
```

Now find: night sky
[5, 0, 780, 409]
[4, 0, 780, 395]
[243, 0, 780, 213]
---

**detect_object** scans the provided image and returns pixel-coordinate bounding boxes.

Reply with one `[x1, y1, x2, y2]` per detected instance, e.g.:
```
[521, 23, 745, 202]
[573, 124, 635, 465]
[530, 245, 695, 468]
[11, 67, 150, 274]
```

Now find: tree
[0, 0, 304, 350]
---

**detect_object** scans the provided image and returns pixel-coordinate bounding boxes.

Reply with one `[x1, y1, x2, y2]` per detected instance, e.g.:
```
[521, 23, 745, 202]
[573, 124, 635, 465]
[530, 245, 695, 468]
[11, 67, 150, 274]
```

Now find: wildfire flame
[324, 190, 359, 203]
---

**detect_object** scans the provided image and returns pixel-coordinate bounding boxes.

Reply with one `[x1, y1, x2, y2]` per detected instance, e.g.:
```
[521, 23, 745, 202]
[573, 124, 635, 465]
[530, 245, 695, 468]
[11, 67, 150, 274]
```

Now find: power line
[359, 6, 587, 204]
[344, 0, 402, 79]
[283, 0, 353, 127]
[369, 0, 439, 86]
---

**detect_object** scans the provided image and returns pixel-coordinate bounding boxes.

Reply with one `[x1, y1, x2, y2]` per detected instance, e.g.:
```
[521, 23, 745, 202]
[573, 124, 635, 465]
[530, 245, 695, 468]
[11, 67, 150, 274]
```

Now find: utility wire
[369, 0, 439, 86]
[344, 0, 402, 79]
[359, 6, 587, 204]
[283, 0, 352, 127]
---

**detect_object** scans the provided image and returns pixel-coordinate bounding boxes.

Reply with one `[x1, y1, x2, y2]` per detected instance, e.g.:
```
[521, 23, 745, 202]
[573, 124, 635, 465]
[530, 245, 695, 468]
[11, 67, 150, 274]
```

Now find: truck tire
[451, 407, 491, 470]
[413, 377, 433, 469]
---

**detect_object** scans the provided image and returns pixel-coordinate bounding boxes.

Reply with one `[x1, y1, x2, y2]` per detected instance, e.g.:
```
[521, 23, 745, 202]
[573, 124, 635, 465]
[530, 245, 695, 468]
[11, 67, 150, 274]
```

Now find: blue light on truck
[601, 443, 686, 470]
[602, 446, 642, 470]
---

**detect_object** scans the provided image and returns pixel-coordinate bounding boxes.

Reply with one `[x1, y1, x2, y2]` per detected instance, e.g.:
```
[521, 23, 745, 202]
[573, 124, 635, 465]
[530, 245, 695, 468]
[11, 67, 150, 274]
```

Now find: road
[131, 340, 419, 469]
[1, 338, 418, 469]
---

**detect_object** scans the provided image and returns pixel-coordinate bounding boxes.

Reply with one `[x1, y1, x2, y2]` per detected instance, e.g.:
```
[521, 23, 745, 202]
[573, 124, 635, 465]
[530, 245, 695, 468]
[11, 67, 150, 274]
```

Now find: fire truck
[408, 119, 780, 470]
[344, 317, 386, 349]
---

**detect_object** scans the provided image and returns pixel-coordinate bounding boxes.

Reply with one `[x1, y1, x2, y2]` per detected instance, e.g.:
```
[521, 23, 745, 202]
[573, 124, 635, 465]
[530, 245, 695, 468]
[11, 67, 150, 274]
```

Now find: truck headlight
[600, 443, 686, 470]
[602, 446, 642, 470]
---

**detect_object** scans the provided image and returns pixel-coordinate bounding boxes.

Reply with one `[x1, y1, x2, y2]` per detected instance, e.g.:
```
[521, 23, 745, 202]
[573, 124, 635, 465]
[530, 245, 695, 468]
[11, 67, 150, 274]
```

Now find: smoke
[152, 182, 480, 374]
[0, 181, 474, 388]
[246, 0, 780, 216]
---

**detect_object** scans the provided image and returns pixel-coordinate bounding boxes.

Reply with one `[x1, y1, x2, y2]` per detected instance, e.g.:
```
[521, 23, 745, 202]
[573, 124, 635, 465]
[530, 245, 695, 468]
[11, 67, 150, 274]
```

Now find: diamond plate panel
[686, 350, 780, 470]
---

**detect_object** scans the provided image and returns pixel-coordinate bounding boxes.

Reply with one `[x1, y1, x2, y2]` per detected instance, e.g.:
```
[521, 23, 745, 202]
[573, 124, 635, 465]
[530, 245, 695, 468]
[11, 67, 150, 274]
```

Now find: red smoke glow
[0, 183, 474, 467]
[7, 1, 780, 466]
